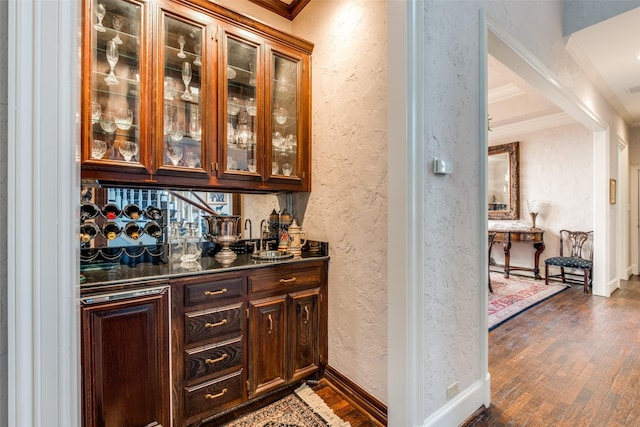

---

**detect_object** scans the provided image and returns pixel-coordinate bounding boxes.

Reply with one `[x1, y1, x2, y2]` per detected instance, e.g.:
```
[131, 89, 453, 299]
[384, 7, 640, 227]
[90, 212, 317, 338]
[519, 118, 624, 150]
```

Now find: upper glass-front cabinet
[157, 9, 209, 175]
[269, 52, 299, 179]
[221, 29, 262, 178]
[83, 0, 147, 170]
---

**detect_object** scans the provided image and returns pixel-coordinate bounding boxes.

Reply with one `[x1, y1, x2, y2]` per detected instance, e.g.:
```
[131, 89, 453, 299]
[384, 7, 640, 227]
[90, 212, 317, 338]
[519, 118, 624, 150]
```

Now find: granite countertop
[80, 241, 329, 296]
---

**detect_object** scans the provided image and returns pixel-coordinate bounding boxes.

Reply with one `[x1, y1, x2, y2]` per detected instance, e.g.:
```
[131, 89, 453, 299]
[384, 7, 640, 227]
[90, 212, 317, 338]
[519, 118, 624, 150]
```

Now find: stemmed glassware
[112, 16, 123, 45]
[228, 97, 240, 116]
[167, 144, 184, 166]
[94, 3, 106, 32]
[99, 112, 117, 134]
[114, 108, 133, 130]
[164, 77, 177, 100]
[185, 151, 199, 168]
[163, 103, 173, 135]
[177, 34, 186, 59]
[91, 140, 108, 159]
[193, 44, 202, 66]
[181, 62, 192, 101]
[189, 114, 202, 141]
[91, 102, 102, 124]
[274, 107, 287, 125]
[104, 40, 119, 86]
[118, 140, 138, 162]
[246, 98, 257, 116]
[169, 122, 184, 142]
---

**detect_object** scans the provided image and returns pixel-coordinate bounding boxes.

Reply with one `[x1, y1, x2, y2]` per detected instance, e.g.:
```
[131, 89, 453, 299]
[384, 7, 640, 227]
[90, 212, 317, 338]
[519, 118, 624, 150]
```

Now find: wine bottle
[124, 222, 142, 240]
[80, 203, 100, 221]
[123, 203, 142, 220]
[144, 205, 163, 221]
[103, 222, 121, 240]
[80, 222, 100, 243]
[101, 203, 121, 220]
[144, 221, 163, 239]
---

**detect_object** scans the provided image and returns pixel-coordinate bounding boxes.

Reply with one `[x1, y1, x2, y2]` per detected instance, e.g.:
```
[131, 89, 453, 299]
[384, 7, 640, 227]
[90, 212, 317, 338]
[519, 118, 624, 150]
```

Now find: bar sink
[251, 250, 294, 261]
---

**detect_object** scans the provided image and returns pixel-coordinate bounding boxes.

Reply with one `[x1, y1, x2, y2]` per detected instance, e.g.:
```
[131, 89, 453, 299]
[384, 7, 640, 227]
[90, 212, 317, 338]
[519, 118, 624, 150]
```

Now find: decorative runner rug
[223, 384, 351, 427]
[489, 273, 570, 330]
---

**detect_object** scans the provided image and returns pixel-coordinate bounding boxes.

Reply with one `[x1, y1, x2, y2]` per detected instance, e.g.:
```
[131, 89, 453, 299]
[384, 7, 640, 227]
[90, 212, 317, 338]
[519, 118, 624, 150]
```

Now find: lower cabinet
[81, 285, 170, 427]
[171, 260, 328, 426]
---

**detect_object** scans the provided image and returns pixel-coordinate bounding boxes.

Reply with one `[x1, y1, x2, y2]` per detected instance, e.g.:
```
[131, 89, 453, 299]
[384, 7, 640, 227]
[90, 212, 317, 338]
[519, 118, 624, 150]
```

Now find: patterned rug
[489, 273, 570, 330]
[223, 384, 351, 427]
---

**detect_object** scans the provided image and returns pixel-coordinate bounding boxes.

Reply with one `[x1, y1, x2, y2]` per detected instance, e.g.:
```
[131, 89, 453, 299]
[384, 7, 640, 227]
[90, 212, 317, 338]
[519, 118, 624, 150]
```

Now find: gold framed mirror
[488, 141, 519, 220]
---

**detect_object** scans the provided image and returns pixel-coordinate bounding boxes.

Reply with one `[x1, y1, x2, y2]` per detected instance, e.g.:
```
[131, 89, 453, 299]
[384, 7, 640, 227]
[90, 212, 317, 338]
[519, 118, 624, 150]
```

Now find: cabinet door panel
[81, 288, 169, 427]
[83, 0, 149, 171]
[249, 296, 286, 396]
[288, 288, 320, 381]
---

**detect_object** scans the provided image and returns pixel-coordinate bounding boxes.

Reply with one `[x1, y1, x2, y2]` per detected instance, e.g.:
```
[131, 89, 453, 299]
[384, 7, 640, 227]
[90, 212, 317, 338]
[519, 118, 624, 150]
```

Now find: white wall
[489, 123, 594, 274]
[0, 0, 7, 423]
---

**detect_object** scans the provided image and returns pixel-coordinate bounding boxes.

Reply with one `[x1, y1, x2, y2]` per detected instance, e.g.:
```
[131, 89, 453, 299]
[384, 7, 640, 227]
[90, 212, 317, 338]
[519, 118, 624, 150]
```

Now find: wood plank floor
[471, 276, 640, 426]
[312, 381, 381, 426]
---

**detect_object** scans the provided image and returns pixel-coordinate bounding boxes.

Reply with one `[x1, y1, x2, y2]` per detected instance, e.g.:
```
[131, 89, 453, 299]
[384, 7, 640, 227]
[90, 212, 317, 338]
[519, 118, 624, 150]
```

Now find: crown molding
[489, 112, 576, 140]
[488, 83, 524, 104]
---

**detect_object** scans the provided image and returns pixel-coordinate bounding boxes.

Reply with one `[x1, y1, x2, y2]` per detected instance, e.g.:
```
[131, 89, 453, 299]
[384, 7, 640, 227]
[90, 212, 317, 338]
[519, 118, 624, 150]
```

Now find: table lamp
[527, 200, 545, 229]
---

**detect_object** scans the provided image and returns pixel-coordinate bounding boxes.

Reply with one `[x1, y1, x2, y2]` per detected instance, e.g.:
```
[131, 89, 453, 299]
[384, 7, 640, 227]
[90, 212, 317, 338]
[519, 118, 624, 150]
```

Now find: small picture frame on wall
[610, 179, 617, 204]
[207, 192, 228, 205]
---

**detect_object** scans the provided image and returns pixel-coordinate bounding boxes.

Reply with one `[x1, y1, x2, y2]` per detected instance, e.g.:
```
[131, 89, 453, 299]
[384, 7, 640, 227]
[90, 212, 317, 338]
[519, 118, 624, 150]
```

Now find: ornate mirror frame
[488, 141, 519, 220]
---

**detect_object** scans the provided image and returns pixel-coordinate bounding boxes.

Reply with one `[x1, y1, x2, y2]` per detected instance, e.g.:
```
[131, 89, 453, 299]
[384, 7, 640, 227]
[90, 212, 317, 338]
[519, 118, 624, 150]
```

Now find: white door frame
[485, 13, 611, 297]
[617, 138, 629, 281]
[630, 164, 640, 276]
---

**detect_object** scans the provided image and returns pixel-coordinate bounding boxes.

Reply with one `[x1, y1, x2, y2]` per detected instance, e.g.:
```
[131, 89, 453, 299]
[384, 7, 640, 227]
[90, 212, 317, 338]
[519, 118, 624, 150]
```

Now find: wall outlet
[446, 382, 459, 399]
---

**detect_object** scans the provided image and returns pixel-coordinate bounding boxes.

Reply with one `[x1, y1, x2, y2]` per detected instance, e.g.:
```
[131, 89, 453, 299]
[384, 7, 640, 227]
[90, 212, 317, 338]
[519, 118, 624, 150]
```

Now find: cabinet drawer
[186, 337, 243, 382]
[186, 303, 243, 345]
[249, 265, 323, 294]
[185, 370, 243, 418]
[184, 277, 244, 307]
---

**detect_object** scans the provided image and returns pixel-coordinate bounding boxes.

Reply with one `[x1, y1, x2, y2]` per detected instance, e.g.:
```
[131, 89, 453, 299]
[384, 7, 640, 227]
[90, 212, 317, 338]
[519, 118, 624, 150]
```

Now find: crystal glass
[247, 158, 257, 173]
[228, 97, 240, 116]
[185, 151, 199, 168]
[189, 117, 201, 142]
[91, 102, 102, 124]
[274, 107, 287, 125]
[167, 143, 183, 166]
[181, 61, 192, 101]
[164, 77, 177, 100]
[227, 66, 236, 80]
[91, 139, 108, 159]
[272, 161, 279, 175]
[246, 98, 257, 116]
[94, 3, 106, 32]
[281, 163, 293, 176]
[169, 123, 184, 142]
[164, 104, 173, 135]
[112, 15, 123, 45]
[118, 140, 138, 162]
[99, 112, 117, 133]
[114, 108, 133, 130]
[193, 44, 202, 66]
[104, 40, 119, 86]
[177, 34, 186, 59]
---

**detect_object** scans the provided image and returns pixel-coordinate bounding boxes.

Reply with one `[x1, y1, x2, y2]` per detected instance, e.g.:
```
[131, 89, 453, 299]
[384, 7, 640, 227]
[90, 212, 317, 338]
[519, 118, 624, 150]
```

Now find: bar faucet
[259, 219, 268, 251]
[244, 219, 252, 240]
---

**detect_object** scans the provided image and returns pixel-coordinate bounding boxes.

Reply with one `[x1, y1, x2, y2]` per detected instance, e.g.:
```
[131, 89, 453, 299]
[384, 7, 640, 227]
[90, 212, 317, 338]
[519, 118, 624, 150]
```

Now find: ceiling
[489, 6, 640, 136]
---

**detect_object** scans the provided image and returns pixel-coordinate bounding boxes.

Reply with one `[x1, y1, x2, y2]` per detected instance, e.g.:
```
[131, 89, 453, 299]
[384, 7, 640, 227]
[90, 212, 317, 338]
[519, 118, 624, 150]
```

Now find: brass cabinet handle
[303, 305, 309, 323]
[267, 314, 273, 333]
[205, 319, 228, 328]
[279, 277, 297, 284]
[204, 288, 227, 296]
[205, 388, 228, 400]
[205, 353, 228, 364]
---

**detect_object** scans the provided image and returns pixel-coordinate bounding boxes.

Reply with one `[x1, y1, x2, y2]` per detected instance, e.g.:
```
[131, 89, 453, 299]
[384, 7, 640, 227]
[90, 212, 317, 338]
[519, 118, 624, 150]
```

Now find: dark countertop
[80, 241, 329, 296]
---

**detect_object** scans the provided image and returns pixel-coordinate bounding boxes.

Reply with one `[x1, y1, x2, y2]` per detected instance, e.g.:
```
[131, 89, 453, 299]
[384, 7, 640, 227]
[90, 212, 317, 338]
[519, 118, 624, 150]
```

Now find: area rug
[223, 384, 351, 427]
[489, 273, 570, 330]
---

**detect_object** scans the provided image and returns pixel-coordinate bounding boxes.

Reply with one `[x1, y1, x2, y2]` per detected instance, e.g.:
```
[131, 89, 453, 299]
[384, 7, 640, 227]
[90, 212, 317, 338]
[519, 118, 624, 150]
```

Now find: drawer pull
[205, 353, 228, 365]
[267, 314, 273, 334]
[205, 388, 228, 400]
[279, 277, 297, 284]
[205, 319, 228, 328]
[303, 305, 310, 323]
[204, 288, 227, 296]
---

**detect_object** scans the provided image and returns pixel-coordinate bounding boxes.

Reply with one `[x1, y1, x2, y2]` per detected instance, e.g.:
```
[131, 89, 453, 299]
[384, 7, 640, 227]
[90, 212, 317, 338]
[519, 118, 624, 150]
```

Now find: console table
[489, 229, 545, 279]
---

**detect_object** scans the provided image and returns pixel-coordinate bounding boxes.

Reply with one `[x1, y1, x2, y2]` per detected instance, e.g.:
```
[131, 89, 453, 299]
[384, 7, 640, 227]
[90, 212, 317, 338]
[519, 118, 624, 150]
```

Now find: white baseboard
[607, 277, 620, 296]
[421, 378, 488, 427]
[628, 265, 636, 277]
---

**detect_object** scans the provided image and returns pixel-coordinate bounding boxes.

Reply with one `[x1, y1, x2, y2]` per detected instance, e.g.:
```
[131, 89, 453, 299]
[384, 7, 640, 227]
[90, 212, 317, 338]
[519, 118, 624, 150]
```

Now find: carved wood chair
[488, 233, 497, 293]
[544, 230, 593, 293]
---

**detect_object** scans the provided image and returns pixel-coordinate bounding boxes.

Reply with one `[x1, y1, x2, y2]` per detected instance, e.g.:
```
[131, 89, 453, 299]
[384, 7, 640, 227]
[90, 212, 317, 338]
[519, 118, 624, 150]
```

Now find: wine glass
[177, 34, 186, 59]
[164, 76, 177, 100]
[185, 151, 200, 168]
[118, 140, 138, 162]
[167, 143, 184, 166]
[104, 40, 119, 86]
[189, 118, 202, 142]
[228, 97, 240, 116]
[91, 102, 102, 124]
[99, 112, 116, 134]
[91, 140, 107, 159]
[94, 3, 106, 32]
[181, 62, 193, 101]
[164, 104, 173, 135]
[169, 122, 184, 142]
[114, 108, 133, 130]
[281, 163, 293, 176]
[193, 44, 202, 66]
[246, 98, 257, 116]
[274, 107, 287, 125]
[111, 15, 123, 45]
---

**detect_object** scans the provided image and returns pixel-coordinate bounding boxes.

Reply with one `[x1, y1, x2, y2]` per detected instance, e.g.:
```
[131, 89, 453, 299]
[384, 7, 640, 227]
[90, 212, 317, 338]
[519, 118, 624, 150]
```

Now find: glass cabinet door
[159, 13, 206, 171]
[87, 0, 145, 167]
[269, 52, 300, 179]
[223, 32, 261, 176]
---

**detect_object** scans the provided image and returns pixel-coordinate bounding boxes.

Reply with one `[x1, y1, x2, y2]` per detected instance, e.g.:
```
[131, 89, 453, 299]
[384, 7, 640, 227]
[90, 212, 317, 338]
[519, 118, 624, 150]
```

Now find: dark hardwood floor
[312, 380, 381, 426]
[472, 276, 640, 426]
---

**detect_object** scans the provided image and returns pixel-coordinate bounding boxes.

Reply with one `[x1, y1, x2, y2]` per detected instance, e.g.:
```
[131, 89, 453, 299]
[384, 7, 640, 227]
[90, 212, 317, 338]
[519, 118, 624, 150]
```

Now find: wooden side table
[489, 229, 545, 279]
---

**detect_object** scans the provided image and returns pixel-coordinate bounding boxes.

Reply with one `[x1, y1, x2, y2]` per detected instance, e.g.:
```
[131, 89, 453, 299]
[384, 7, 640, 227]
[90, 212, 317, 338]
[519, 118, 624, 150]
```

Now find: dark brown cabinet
[171, 260, 327, 426]
[81, 0, 313, 192]
[81, 285, 170, 427]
